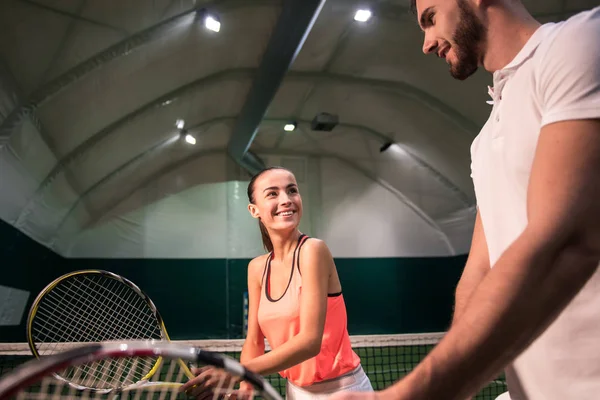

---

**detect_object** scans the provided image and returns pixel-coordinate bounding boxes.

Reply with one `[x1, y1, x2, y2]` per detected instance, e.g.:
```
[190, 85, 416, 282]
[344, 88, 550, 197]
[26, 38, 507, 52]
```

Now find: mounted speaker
[311, 112, 339, 132]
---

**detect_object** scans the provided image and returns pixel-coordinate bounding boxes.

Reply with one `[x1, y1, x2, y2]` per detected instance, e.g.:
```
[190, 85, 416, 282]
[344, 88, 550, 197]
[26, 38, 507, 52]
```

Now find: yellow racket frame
[26, 269, 195, 389]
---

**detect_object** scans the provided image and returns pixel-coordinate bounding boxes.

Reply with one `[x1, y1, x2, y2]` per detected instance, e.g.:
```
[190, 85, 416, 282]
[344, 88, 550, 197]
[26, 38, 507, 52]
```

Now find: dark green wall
[336, 256, 465, 334]
[0, 219, 467, 342]
[0, 219, 66, 342]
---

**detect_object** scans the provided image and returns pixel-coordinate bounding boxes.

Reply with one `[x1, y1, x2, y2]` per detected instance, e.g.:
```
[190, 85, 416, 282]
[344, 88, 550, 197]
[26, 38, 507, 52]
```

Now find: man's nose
[423, 37, 438, 55]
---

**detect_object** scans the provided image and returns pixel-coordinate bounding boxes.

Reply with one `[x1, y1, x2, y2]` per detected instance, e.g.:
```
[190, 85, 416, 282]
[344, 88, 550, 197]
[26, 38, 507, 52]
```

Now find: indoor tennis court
[0, 0, 597, 399]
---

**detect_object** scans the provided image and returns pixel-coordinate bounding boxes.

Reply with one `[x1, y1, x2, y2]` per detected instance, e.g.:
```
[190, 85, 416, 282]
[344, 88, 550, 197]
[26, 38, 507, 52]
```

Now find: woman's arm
[181, 243, 331, 395]
[240, 257, 266, 363]
[181, 257, 267, 396]
[239, 257, 267, 391]
[241, 239, 331, 376]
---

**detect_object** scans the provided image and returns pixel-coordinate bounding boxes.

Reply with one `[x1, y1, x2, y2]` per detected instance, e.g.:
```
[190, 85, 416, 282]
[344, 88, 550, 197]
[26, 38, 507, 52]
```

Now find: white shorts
[285, 365, 373, 400]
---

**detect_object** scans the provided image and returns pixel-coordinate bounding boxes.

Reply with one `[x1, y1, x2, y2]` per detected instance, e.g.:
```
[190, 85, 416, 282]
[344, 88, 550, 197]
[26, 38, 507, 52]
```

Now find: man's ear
[248, 203, 260, 219]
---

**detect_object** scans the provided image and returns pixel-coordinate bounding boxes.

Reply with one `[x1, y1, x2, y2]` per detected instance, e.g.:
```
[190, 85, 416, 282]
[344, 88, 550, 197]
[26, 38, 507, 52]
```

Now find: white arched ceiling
[0, 0, 596, 257]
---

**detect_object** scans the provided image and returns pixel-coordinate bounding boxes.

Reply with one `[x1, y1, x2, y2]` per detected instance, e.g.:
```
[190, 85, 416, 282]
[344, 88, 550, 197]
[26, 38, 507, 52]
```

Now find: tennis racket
[25, 269, 230, 395]
[0, 340, 283, 400]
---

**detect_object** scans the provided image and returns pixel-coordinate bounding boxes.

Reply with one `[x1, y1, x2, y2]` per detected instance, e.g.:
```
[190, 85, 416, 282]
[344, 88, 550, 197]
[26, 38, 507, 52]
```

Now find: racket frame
[0, 341, 283, 400]
[25, 269, 195, 392]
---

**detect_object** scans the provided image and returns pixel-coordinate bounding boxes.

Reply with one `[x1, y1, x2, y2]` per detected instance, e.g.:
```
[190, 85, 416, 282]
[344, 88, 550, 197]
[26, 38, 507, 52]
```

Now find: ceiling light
[284, 122, 296, 132]
[185, 134, 196, 145]
[176, 119, 185, 129]
[205, 15, 221, 32]
[354, 9, 372, 22]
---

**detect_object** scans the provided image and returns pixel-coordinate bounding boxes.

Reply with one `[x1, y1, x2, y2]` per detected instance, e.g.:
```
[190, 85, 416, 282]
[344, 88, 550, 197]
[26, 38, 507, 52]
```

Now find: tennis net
[0, 333, 507, 399]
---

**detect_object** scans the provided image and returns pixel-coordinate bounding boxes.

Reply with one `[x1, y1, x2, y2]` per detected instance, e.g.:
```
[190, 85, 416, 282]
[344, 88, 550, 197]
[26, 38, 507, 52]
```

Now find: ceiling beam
[14, 68, 255, 228]
[18, 0, 129, 36]
[287, 71, 480, 137]
[0, 0, 280, 142]
[267, 118, 474, 206]
[257, 147, 457, 255]
[78, 148, 228, 233]
[0, 59, 97, 223]
[0, 61, 21, 146]
[72, 141, 457, 256]
[15, 66, 478, 226]
[45, 114, 470, 234]
[226, 0, 326, 175]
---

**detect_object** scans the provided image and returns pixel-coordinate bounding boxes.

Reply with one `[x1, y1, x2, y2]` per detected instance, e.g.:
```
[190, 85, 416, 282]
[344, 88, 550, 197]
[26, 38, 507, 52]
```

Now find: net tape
[0, 333, 445, 356]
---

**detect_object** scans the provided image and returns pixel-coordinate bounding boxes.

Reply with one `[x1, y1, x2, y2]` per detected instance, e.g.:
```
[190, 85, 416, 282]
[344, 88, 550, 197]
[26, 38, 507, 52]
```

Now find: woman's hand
[180, 366, 241, 398]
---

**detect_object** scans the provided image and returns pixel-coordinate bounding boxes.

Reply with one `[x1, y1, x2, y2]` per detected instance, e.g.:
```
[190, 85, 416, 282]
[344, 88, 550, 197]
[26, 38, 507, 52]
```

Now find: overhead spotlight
[379, 142, 392, 153]
[204, 15, 221, 32]
[185, 134, 196, 145]
[175, 119, 185, 129]
[354, 9, 372, 22]
[284, 122, 297, 132]
[195, 7, 221, 32]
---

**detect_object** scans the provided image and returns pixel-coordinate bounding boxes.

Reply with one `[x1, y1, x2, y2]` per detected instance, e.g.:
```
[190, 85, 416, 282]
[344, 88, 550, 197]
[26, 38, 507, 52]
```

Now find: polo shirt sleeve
[537, 8, 600, 128]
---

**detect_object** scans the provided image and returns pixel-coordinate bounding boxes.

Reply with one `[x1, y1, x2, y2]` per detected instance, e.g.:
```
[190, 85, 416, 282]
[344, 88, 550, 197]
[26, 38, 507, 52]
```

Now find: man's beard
[450, 0, 487, 80]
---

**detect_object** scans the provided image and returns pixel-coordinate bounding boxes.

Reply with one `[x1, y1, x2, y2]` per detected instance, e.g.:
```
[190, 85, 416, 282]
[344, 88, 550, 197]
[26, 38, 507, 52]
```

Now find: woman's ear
[248, 203, 260, 219]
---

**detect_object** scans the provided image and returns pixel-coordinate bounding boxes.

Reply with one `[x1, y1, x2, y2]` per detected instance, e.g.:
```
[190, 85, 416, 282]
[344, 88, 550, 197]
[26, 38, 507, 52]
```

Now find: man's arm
[391, 118, 600, 400]
[451, 209, 490, 326]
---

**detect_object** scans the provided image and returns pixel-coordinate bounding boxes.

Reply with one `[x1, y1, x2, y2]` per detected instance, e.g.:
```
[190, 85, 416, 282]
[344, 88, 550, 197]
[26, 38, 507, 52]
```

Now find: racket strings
[31, 275, 164, 390]
[34, 274, 161, 344]
[34, 277, 158, 347]
[34, 289, 156, 348]
[13, 358, 231, 400]
[53, 352, 158, 390]
[47, 276, 159, 341]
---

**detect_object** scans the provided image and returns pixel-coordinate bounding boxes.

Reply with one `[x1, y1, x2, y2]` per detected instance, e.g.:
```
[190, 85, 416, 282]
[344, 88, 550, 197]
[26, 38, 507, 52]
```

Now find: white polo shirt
[470, 6, 600, 400]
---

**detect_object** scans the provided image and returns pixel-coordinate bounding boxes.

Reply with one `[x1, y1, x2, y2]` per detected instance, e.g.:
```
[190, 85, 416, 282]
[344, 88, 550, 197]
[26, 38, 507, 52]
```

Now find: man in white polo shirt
[330, 1, 600, 400]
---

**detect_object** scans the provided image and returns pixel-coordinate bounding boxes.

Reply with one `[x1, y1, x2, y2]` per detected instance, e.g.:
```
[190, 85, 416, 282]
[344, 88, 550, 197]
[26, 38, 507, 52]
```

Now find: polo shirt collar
[486, 23, 556, 104]
[497, 22, 556, 73]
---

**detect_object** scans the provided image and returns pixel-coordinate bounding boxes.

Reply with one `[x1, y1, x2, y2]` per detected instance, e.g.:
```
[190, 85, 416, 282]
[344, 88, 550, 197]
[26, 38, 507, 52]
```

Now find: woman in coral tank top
[182, 166, 373, 400]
